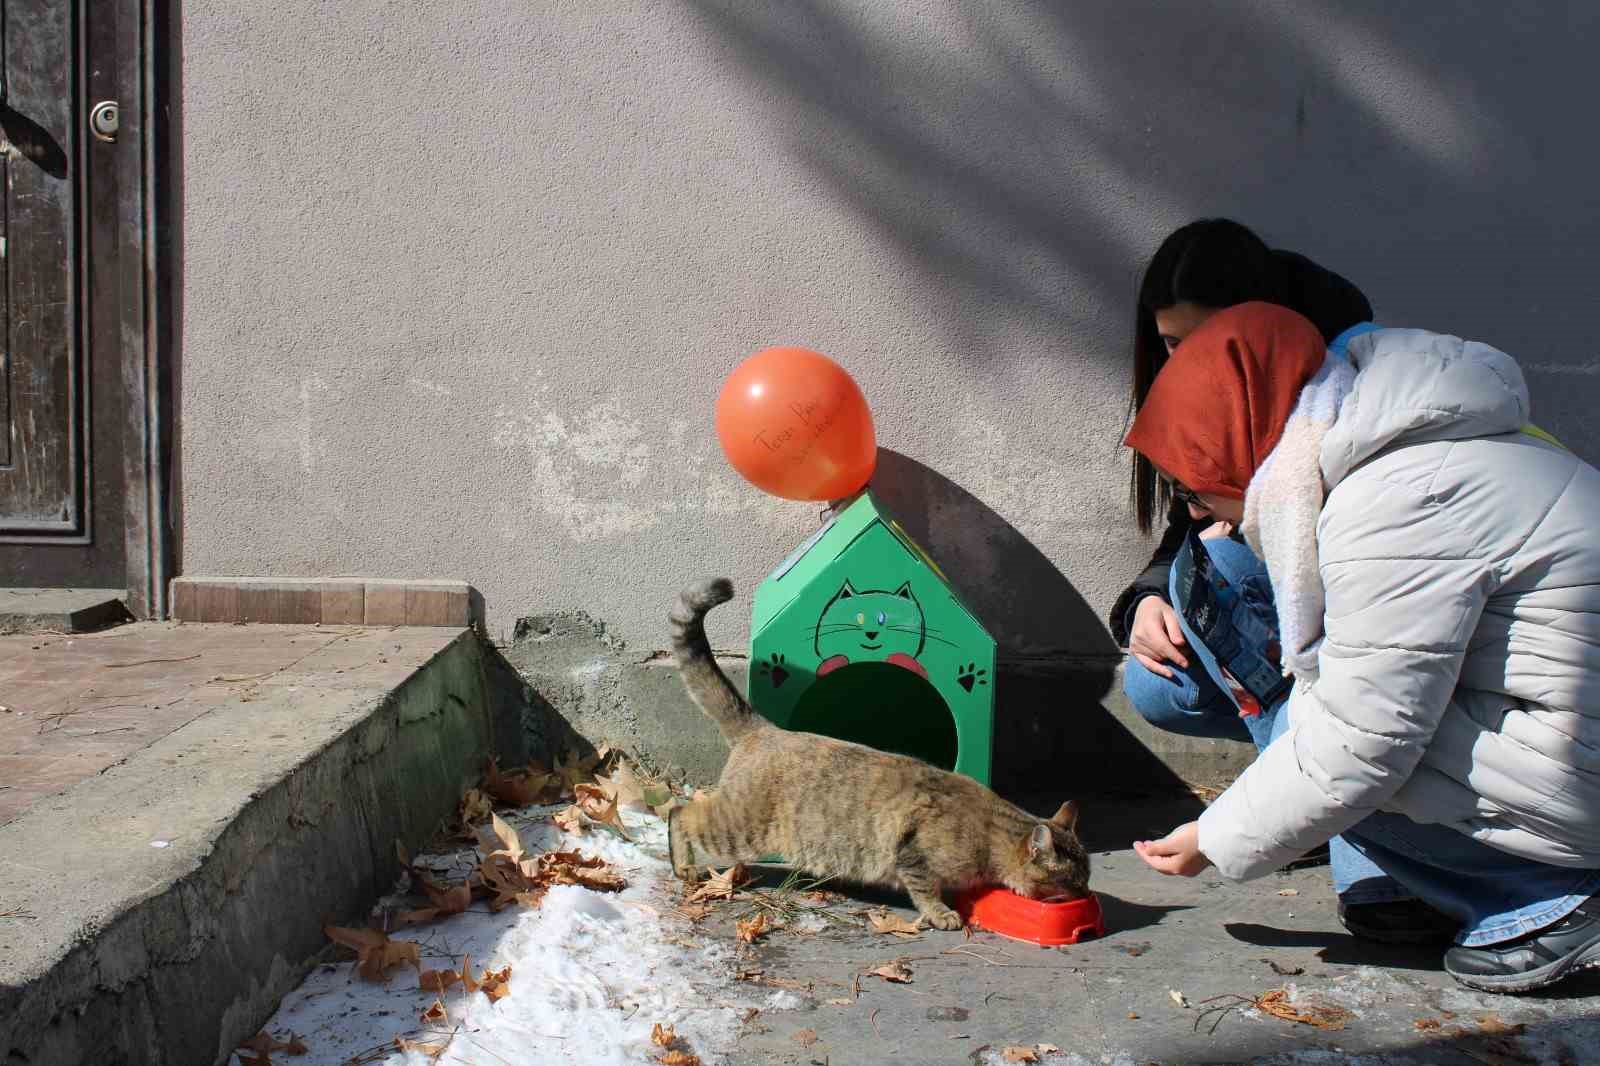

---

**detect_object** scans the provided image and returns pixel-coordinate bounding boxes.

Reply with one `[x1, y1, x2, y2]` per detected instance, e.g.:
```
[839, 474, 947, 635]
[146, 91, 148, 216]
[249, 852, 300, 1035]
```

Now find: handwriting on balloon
[753, 399, 840, 468]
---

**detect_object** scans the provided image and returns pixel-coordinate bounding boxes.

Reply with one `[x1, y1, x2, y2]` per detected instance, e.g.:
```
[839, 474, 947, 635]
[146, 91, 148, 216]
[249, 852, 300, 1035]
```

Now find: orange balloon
[715, 346, 877, 501]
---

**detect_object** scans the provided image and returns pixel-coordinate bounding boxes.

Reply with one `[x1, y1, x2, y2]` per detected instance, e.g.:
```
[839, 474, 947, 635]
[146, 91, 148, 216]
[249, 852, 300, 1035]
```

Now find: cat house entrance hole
[787, 661, 959, 770]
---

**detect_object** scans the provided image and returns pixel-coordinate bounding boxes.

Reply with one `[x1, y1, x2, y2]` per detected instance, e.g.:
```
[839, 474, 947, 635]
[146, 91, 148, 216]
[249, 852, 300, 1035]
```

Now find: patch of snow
[763, 989, 806, 1011]
[256, 809, 753, 1065]
[978, 1050, 1138, 1066]
[788, 911, 829, 936]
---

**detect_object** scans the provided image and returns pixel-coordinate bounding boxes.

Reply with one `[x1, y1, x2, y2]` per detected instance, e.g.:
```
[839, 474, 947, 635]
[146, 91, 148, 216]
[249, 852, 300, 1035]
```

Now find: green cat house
[748, 490, 996, 785]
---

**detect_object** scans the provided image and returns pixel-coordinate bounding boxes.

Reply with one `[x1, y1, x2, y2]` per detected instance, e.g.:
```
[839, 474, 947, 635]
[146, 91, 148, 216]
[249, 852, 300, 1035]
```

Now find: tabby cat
[667, 578, 1090, 930]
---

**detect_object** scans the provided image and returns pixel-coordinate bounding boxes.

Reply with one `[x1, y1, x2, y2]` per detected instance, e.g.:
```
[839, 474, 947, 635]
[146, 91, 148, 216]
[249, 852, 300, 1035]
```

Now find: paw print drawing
[956, 662, 988, 693]
[758, 652, 790, 688]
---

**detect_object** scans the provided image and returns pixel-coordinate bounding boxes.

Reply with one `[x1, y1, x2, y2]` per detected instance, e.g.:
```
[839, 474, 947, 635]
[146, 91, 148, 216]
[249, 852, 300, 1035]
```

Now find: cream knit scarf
[1240, 349, 1356, 682]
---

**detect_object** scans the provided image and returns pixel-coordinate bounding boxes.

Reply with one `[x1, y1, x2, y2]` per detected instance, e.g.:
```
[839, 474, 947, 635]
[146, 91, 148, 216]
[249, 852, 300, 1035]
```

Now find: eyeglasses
[1165, 480, 1208, 510]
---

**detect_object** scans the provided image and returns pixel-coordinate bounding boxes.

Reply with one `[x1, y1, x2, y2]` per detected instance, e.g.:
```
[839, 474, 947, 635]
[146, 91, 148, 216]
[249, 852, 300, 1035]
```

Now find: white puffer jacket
[1198, 326, 1600, 880]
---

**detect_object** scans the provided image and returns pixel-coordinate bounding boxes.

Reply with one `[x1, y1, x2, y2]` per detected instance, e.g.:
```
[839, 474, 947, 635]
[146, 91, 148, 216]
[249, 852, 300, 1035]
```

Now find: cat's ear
[1050, 800, 1080, 832]
[1027, 823, 1054, 860]
[893, 581, 915, 600]
[832, 579, 858, 600]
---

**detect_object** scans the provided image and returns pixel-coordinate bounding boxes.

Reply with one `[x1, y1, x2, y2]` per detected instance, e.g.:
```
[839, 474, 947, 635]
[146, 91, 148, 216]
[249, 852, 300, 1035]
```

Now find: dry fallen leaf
[478, 812, 524, 863]
[236, 1031, 310, 1061]
[737, 912, 773, 944]
[685, 864, 748, 904]
[478, 964, 512, 1002]
[1415, 1018, 1442, 1031]
[676, 903, 712, 923]
[394, 1036, 450, 1060]
[656, 1053, 700, 1066]
[1038, 1046, 1060, 1056]
[651, 1023, 677, 1048]
[868, 961, 914, 984]
[422, 877, 472, 915]
[458, 787, 493, 827]
[596, 760, 651, 812]
[575, 781, 632, 838]
[420, 999, 449, 1025]
[323, 925, 420, 982]
[1255, 988, 1352, 1031]
[397, 872, 474, 927]
[793, 1028, 818, 1047]
[1278, 888, 1299, 897]
[867, 909, 923, 938]
[1477, 1014, 1526, 1036]
[553, 805, 591, 835]
[541, 850, 627, 892]
[555, 748, 604, 797]
[1002, 1047, 1040, 1063]
[483, 757, 561, 807]
[418, 954, 470, 994]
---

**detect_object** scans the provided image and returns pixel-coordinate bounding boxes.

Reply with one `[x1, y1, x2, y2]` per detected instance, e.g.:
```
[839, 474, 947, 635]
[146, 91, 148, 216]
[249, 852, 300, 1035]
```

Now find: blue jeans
[1124, 533, 1600, 944]
[1123, 534, 1407, 906]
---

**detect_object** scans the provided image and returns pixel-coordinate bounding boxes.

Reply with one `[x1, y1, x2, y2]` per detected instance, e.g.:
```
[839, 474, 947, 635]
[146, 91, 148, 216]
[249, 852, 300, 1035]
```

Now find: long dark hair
[1128, 219, 1373, 532]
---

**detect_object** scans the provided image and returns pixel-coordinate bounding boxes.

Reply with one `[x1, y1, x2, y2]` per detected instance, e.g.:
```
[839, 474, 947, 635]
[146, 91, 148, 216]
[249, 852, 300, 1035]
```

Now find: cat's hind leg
[894, 839, 961, 931]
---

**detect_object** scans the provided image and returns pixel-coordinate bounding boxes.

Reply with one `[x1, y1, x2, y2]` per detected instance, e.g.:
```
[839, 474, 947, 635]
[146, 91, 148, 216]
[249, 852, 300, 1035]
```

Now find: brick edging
[169, 577, 474, 627]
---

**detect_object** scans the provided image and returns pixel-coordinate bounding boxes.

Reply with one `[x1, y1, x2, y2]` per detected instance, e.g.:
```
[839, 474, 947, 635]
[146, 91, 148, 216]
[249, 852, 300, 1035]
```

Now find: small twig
[0, 909, 38, 921]
[458, 1033, 518, 1064]
[106, 653, 201, 668]
[941, 946, 1011, 967]
[214, 632, 354, 685]
[869, 1007, 885, 1041]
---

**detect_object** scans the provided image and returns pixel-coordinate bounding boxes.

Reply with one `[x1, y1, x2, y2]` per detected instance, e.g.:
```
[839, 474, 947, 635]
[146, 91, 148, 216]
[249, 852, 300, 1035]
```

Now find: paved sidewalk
[715, 797, 1600, 1066]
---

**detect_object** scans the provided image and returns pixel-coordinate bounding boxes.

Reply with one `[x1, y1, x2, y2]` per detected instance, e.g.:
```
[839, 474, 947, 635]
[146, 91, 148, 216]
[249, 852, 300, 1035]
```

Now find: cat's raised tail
[670, 578, 766, 742]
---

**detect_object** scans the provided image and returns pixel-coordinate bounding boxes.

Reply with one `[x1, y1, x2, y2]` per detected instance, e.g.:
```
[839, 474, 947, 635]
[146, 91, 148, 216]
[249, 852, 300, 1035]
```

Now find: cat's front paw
[918, 905, 963, 931]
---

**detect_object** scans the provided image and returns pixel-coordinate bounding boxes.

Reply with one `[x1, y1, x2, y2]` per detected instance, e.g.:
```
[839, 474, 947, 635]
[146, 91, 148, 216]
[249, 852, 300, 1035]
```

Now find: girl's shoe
[1443, 894, 1600, 994]
[1338, 898, 1460, 946]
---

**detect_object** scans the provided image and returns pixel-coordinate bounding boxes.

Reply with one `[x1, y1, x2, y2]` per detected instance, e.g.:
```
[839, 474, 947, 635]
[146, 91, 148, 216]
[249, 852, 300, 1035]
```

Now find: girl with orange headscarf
[1123, 302, 1600, 994]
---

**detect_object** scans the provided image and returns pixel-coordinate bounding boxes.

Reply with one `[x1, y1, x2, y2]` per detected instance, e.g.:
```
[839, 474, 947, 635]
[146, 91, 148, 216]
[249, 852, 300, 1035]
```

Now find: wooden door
[0, 0, 127, 588]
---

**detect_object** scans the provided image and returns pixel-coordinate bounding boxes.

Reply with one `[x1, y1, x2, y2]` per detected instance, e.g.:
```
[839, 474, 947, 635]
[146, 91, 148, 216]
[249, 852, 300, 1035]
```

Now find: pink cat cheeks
[956, 888, 1106, 946]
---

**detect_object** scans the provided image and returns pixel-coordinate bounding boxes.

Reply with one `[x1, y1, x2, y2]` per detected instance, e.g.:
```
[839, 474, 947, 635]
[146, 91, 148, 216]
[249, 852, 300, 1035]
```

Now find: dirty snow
[253, 808, 759, 1065]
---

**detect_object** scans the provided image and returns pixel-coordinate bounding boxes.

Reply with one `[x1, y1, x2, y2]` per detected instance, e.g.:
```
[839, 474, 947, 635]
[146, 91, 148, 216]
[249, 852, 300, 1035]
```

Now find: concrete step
[0, 588, 131, 634]
[0, 623, 507, 1066]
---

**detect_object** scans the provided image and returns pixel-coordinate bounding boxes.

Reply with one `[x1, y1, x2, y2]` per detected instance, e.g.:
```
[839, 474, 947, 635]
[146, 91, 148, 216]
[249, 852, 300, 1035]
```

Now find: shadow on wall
[868, 449, 1194, 801]
[870, 449, 1115, 663]
[681, 1, 1600, 461]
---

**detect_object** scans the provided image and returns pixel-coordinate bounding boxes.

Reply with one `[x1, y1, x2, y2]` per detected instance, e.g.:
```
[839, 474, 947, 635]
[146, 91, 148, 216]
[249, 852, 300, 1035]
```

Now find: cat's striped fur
[667, 578, 1089, 930]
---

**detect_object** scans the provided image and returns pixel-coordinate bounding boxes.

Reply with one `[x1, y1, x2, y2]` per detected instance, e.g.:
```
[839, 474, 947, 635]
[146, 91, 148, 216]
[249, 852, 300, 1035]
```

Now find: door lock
[89, 100, 118, 143]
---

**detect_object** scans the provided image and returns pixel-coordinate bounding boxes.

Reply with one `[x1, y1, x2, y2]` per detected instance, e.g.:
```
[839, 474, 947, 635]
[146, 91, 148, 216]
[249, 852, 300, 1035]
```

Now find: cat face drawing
[813, 579, 928, 679]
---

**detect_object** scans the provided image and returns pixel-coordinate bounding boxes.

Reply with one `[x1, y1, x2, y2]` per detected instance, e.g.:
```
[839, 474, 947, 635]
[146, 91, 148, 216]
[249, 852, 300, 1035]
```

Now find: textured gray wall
[178, 2, 1600, 658]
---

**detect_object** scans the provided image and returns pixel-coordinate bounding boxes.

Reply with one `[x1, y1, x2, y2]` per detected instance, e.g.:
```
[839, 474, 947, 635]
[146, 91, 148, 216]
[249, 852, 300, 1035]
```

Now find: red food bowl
[956, 888, 1105, 946]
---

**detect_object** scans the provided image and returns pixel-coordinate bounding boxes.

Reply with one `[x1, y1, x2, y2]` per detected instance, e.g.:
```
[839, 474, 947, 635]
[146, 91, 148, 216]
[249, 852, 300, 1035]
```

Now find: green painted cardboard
[749, 490, 996, 784]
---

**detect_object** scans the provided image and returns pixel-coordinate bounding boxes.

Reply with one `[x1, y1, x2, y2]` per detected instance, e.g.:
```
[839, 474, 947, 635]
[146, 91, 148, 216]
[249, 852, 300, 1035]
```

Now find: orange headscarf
[1124, 302, 1329, 499]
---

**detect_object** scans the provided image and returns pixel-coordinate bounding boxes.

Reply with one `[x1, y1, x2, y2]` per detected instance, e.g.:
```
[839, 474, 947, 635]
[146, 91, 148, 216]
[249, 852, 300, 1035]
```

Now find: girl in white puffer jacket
[1125, 301, 1600, 994]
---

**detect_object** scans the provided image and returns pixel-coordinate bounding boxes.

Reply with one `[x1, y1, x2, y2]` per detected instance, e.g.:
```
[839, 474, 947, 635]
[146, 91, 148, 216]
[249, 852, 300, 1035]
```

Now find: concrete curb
[500, 610, 1253, 796]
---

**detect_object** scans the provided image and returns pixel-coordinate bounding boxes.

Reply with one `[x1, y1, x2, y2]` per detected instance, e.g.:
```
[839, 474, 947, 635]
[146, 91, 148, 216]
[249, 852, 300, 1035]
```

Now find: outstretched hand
[1134, 821, 1211, 877]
